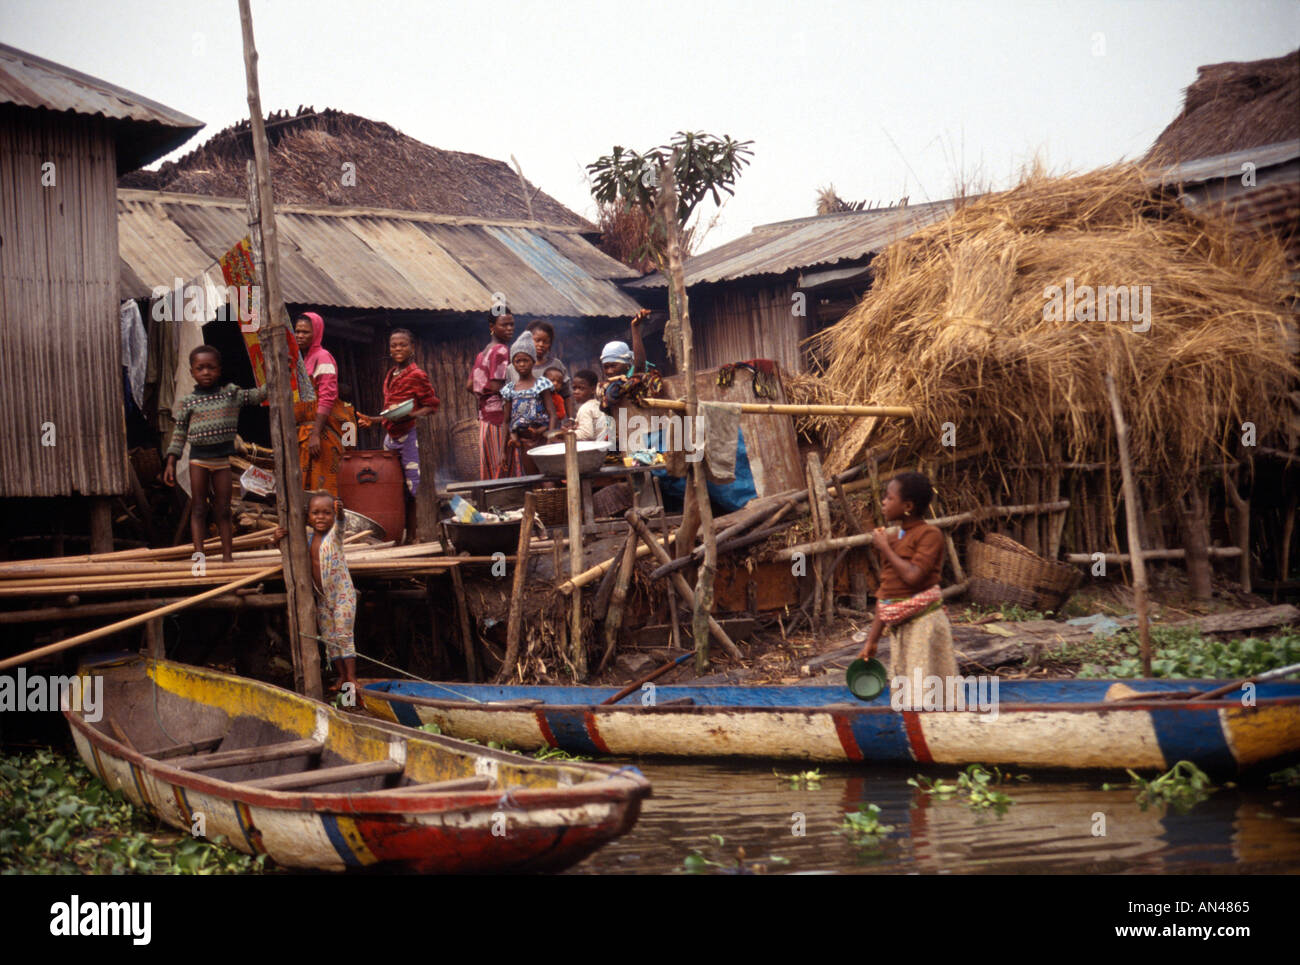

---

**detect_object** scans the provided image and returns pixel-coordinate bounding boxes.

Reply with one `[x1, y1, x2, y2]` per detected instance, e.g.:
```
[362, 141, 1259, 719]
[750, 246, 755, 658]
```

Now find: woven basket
[529, 488, 568, 528]
[967, 534, 1081, 612]
[451, 418, 479, 481]
[967, 576, 1040, 610]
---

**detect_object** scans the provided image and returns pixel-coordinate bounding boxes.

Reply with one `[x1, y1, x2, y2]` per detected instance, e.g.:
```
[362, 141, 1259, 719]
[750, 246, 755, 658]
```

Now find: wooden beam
[564, 431, 587, 680]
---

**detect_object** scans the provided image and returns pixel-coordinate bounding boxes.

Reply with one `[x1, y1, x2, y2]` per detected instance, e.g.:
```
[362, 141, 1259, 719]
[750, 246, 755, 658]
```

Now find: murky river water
[569, 761, 1300, 874]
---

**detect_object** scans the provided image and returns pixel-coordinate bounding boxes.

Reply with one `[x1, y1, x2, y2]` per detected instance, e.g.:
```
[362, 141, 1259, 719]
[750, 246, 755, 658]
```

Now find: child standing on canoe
[163, 345, 267, 562]
[856, 471, 957, 708]
[273, 493, 358, 695]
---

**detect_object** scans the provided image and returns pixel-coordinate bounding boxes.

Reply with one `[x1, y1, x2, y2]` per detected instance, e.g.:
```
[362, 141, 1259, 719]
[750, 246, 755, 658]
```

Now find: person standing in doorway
[468, 312, 516, 479]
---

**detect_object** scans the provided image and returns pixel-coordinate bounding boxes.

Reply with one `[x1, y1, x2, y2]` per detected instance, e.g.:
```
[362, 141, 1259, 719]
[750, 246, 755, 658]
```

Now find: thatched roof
[119, 107, 594, 230]
[1145, 50, 1300, 164]
[804, 164, 1297, 501]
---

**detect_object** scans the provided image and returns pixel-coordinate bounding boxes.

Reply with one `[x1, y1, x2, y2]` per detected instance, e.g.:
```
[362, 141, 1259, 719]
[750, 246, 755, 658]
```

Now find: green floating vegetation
[0, 748, 269, 875]
[1071, 628, 1300, 680]
[681, 833, 790, 875]
[774, 768, 824, 789]
[958, 603, 1048, 623]
[1102, 760, 1216, 813]
[1269, 764, 1300, 788]
[839, 803, 896, 842]
[908, 764, 1027, 814]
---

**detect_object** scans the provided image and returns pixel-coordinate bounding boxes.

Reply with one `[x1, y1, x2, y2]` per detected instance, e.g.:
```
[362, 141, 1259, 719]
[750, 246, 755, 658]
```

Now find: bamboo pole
[0, 530, 275, 572]
[238, 1, 321, 698]
[808, 453, 835, 626]
[0, 566, 282, 672]
[496, 492, 537, 684]
[636, 397, 913, 418]
[773, 500, 1071, 560]
[625, 510, 741, 660]
[1104, 373, 1150, 677]
[564, 430, 587, 680]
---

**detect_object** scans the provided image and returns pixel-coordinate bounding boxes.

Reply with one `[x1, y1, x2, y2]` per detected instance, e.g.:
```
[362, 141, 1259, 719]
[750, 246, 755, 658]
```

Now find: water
[569, 761, 1300, 874]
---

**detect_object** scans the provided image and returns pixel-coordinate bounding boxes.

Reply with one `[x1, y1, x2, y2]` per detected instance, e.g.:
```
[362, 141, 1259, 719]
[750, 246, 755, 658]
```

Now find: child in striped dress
[163, 345, 267, 562]
[273, 494, 358, 694]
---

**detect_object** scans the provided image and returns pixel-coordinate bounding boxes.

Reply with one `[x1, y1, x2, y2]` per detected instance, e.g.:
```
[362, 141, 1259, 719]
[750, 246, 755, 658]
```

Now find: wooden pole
[414, 412, 440, 543]
[599, 529, 639, 674]
[1104, 373, 1150, 677]
[238, 4, 321, 699]
[563, 430, 587, 680]
[88, 498, 114, 555]
[658, 161, 716, 674]
[0, 566, 281, 672]
[1224, 468, 1252, 594]
[497, 492, 537, 683]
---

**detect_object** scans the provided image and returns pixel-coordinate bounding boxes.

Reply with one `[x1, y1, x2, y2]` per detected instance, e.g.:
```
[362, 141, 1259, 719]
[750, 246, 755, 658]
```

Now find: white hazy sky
[3, 0, 1297, 247]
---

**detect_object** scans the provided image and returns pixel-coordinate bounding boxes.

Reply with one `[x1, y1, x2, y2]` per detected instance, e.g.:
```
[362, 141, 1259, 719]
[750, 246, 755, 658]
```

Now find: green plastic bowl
[846, 658, 889, 700]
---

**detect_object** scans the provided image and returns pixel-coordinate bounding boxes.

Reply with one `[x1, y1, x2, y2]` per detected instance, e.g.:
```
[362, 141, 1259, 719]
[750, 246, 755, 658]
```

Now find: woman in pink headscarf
[293, 312, 356, 495]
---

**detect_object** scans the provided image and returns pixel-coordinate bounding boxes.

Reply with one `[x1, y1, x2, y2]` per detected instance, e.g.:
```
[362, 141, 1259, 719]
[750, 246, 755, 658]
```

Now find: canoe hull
[361, 680, 1300, 774]
[67, 659, 648, 873]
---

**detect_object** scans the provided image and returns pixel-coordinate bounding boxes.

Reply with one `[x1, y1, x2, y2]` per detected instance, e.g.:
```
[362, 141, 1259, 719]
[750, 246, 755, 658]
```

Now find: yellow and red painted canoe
[360, 678, 1300, 774]
[66, 657, 650, 873]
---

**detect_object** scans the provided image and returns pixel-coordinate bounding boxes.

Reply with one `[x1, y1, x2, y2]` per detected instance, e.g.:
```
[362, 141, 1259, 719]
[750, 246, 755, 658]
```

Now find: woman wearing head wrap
[293, 312, 356, 495]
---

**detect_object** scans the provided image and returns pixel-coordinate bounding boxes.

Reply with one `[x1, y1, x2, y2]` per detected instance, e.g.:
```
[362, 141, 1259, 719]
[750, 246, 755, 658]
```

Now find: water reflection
[569, 762, 1300, 874]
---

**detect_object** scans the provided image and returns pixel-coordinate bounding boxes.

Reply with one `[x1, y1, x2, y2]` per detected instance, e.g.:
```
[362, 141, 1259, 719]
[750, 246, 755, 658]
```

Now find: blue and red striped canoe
[360, 678, 1300, 774]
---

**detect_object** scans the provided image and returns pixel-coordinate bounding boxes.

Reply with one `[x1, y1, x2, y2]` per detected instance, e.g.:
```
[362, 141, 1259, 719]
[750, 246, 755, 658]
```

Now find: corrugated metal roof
[118, 190, 642, 317]
[629, 200, 955, 289]
[1154, 139, 1300, 187]
[0, 43, 202, 171]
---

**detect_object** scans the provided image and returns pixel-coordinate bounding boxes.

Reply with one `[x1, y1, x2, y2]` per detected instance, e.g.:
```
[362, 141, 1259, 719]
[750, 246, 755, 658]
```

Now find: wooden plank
[367, 776, 494, 795]
[243, 759, 402, 790]
[140, 737, 224, 760]
[168, 738, 323, 771]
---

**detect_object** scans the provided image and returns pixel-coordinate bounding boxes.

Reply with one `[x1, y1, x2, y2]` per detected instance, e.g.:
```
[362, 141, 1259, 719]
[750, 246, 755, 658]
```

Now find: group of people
[467, 309, 651, 478]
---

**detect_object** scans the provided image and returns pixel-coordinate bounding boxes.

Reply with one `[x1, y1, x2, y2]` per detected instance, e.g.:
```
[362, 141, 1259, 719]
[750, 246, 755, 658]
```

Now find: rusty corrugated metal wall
[0, 106, 126, 497]
[689, 280, 809, 375]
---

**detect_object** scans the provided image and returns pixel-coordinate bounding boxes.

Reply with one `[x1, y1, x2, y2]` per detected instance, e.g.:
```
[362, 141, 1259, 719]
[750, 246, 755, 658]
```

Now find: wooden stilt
[599, 530, 638, 675]
[564, 431, 587, 681]
[89, 498, 114, 555]
[497, 492, 537, 684]
[1224, 468, 1252, 594]
[1104, 374, 1150, 676]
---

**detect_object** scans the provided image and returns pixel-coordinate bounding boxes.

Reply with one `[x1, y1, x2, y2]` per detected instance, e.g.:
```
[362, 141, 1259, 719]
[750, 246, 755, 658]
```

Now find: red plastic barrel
[339, 450, 405, 541]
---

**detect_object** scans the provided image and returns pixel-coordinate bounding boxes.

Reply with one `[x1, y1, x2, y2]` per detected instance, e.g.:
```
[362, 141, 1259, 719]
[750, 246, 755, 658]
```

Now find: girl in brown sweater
[857, 472, 958, 705]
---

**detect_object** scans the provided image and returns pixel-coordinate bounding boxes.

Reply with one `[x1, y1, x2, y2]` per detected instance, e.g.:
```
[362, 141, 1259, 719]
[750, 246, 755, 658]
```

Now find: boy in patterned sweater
[163, 345, 268, 561]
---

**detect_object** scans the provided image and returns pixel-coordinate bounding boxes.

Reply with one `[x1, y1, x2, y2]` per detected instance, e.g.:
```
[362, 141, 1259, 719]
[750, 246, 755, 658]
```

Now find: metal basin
[526, 440, 610, 476]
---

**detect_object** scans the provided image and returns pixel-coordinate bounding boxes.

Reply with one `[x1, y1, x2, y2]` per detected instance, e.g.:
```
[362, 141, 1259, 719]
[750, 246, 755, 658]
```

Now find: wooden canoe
[360, 677, 1300, 774]
[65, 656, 650, 873]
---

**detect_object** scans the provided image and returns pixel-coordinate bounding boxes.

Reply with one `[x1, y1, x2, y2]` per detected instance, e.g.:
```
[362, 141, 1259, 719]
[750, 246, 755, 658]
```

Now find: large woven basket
[528, 488, 568, 528]
[967, 534, 1081, 613]
[451, 418, 479, 481]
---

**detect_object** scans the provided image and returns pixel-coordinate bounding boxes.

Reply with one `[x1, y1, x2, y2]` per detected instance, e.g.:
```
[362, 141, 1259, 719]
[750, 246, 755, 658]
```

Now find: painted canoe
[360, 677, 1300, 774]
[65, 656, 650, 873]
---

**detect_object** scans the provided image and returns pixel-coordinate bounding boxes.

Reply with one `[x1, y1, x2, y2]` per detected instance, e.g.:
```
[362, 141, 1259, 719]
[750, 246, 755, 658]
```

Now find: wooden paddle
[600, 652, 693, 706]
[1107, 661, 1300, 702]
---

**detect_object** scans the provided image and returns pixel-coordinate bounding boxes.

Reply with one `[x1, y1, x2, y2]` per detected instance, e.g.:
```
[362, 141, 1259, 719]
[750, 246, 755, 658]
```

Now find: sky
[2, 0, 1297, 248]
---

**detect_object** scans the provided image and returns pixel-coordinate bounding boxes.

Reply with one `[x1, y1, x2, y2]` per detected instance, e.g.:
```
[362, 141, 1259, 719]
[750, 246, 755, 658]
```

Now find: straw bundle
[809, 164, 1296, 499]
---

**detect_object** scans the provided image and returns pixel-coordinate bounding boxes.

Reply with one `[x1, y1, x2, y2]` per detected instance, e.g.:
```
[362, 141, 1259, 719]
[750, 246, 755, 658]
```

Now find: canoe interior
[362, 678, 1300, 708]
[78, 657, 627, 796]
